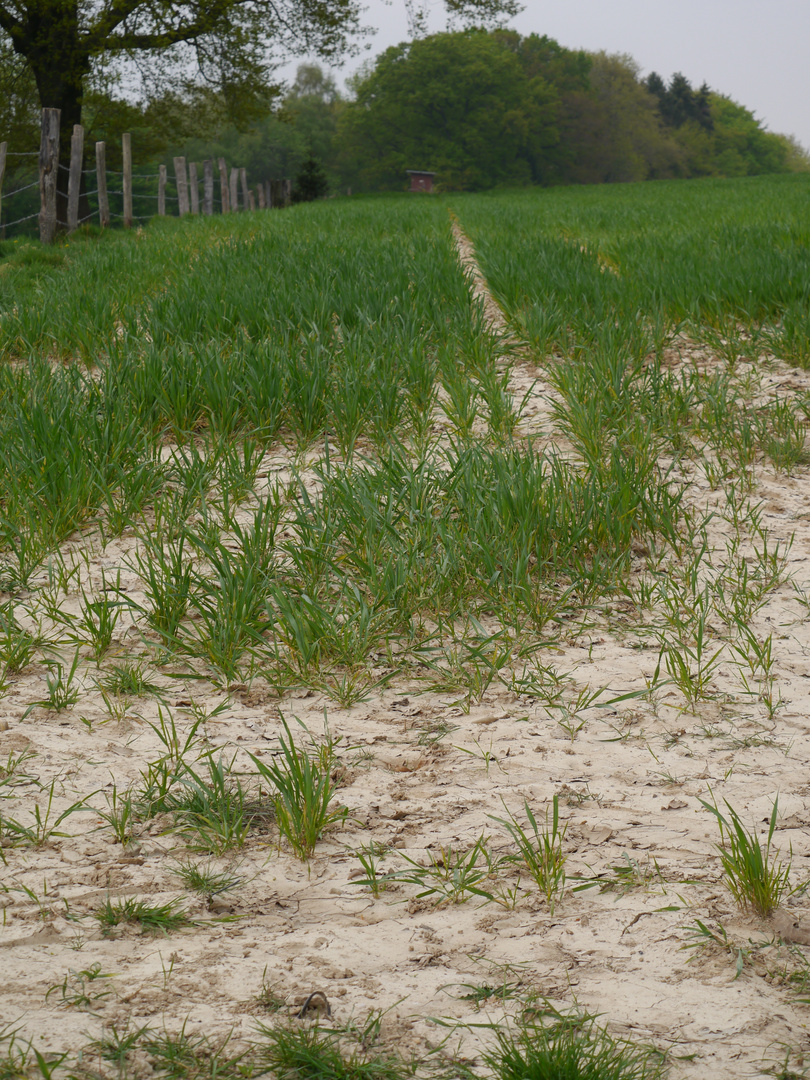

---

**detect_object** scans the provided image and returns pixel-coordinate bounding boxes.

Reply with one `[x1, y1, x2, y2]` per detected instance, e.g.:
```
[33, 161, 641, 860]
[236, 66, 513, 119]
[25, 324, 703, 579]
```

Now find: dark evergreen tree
[292, 154, 329, 201]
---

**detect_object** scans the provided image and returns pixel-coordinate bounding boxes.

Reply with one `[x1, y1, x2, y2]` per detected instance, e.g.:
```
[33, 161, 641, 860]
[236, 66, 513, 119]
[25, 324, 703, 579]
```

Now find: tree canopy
[336, 31, 802, 191]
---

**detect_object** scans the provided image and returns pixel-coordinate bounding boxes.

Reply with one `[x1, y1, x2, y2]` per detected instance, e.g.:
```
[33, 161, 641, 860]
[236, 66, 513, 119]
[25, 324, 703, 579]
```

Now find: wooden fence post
[174, 156, 189, 216]
[39, 107, 60, 244]
[218, 158, 230, 213]
[229, 167, 239, 211]
[122, 132, 133, 227]
[0, 141, 7, 227]
[264, 180, 271, 208]
[188, 162, 199, 214]
[203, 160, 214, 215]
[239, 167, 250, 211]
[158, 164, 166, 215]
[96, 141, 109, 227]
[67, 123, 84, 232]
[283, 178, 292, 207]
[256, 184, 265, 210]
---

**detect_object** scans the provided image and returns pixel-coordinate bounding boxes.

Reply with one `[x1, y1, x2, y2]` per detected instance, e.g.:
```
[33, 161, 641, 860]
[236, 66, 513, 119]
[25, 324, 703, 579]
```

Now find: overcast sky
[279, 0, 809, 150]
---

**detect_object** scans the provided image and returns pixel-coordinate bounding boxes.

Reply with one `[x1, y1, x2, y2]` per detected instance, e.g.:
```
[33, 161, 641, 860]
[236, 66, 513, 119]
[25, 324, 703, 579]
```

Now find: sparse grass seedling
[483, 1011, 666, 1080]
[700, 794, 792, 916]
[248, 717, 347, 859]
[94, 896, 195, 935]
[491, 796, 567, 913]
[171, 859, 243, 903]
[45, 963, 114, 1011]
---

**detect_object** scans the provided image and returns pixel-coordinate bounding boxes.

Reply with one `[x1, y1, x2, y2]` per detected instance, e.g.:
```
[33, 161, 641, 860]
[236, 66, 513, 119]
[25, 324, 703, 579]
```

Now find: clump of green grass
[700, 794, 792, 917]
[256, 1022, 404, 1080]
[484, 1012, 666, 1080]
[491, 796, 568, 913]
[94, 896, 195, 935]
[171, 859, 244, 903]
[248, 718, 347, 859]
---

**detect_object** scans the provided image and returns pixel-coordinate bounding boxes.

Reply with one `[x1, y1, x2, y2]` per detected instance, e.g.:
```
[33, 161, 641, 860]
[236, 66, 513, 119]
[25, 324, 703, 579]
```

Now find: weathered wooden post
[203, 159, 214, 215]
[239, 167, 250, 211]
[188, 162, 199, 214]
[39, 108, 60, 244]
[218, 158, 230, 213]
[67, 123, 84, 232]
[96, 141, 110, 227]
[174, 156, 189, 216]
[264, 180, 271, 208]
[283, 178, 292, 207]
[122, 132, 133, 228]
[229, 167, 239, 211]
[0, 142, 7, 227]
[158, 164, 167, 216]
[256, 184, 265, 209]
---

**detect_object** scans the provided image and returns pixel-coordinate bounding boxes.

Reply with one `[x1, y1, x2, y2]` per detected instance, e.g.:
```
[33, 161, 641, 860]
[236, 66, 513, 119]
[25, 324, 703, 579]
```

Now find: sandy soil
[2, 231, 810, 1079]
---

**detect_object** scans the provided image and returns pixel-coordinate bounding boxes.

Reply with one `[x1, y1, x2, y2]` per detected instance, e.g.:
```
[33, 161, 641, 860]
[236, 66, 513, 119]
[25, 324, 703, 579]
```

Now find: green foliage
[248, 718, 346, 859]
[293, 155, 329, 202]
[94, 896, 195, 935]
[341, 30, 563, 190]
[700, 795, 793, 917]
[484, 1013, 666, 1080]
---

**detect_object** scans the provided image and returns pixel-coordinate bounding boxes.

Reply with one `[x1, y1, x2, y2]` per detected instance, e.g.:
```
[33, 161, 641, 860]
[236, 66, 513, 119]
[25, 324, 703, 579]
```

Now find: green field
[1, 175, 809, 1079]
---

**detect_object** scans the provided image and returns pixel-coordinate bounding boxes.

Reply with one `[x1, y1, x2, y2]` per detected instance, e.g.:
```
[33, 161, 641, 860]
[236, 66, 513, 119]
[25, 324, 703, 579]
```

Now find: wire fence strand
[3, 179, 39, 198]
[2, 210, 39, 228]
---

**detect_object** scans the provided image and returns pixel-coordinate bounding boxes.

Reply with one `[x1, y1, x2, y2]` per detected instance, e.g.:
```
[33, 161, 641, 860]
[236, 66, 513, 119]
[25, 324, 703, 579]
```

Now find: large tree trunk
[16, 1, 91, 230]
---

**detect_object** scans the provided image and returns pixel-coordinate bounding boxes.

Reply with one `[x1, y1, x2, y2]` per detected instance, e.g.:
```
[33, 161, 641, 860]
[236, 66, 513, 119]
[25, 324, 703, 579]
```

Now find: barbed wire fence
[0, 110, 292, 244]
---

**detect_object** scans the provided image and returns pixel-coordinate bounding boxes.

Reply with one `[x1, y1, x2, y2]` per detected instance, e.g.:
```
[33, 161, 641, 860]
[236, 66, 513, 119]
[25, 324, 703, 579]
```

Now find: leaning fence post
[203, 159, 214, 215]
[67, 123, 84, 232]
[229, 167, 239, 211]
[158, 164, 166, 216]
[174, 156, 189, 216]
[239, 167, 250, 211]
[96, 141, 109, 227]
[188, 162, 199, 214]
[39, 107, 60, 244]
[122, 132, 133, 227]
[218, 158, 230, 213]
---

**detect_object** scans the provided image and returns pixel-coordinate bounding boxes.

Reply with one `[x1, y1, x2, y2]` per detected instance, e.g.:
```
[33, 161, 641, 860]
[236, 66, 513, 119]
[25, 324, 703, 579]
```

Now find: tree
[563, 53, 679, 184]
[292, 153, 328, 201]
[0, 0, 519, 223]
[339, 30, 561, 191]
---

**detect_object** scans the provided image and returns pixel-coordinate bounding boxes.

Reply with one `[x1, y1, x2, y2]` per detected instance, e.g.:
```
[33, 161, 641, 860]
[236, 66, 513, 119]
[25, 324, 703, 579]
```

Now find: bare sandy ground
[2, 231, 810, 1079]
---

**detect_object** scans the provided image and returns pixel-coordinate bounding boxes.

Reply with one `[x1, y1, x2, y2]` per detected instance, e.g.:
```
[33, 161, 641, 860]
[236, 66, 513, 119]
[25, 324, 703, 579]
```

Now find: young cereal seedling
[95, 783, 137, 846]
[350, 841, 391, 897]
[491, 796, 567, 913]
[387, 834, 496, 906]
[483, 1010, 667, 1080]
[94, 896, 195, 936]
[680, 919, 751, 980]
[0, 779, 93, 847]
[45, 962, 114, 1012]
[171, 859, 244, 903]
[248, 717, 347, 859]
[700, 794, 793, 917]
[22, 649, 83, 716]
